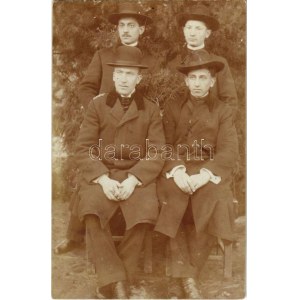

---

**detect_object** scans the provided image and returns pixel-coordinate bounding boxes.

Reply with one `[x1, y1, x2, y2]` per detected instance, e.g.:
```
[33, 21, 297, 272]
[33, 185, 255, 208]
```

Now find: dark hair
[208, 68, 217, 77]
[184, 67, 217, 77]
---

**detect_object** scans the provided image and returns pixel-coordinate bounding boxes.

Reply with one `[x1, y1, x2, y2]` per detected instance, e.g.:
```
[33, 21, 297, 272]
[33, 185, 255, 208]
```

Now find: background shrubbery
[52, 0, 246, 214]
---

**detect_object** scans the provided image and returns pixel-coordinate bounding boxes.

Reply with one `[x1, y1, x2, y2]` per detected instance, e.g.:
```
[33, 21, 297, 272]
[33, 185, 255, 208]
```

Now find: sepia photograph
[52, 0, 246, 298]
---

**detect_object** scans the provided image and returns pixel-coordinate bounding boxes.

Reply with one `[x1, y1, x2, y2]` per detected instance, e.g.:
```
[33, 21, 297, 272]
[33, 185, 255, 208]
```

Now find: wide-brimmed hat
[177, 52, 224, 74]
[106, 46, 148, 69]
[108, 2, 153, 26]
[176, 4, 219, 31]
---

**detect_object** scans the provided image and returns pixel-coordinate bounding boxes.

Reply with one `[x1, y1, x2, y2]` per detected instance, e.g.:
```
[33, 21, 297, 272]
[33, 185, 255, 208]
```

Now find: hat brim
[176, 13, 219, 31]
[177, 61, 224, 74]
[107, 62, 148, 69]
[108, 13, 153, 25]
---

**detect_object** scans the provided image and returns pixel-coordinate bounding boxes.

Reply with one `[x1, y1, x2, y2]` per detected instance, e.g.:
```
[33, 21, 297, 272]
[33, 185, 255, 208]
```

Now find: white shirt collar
[120, 89, 136, 98]
[191, 91, 209, 98]
[122, 41, 138, 47]
[187, 43, 205, 51]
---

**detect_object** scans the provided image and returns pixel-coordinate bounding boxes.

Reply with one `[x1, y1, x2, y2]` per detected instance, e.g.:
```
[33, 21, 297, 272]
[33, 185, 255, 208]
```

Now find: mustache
[122, 34, 132, 37]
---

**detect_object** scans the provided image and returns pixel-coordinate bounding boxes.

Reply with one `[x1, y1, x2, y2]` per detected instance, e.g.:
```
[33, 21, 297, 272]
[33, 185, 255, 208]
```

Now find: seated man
[155, 52, 239, 298]
[75, 46, 165, 299]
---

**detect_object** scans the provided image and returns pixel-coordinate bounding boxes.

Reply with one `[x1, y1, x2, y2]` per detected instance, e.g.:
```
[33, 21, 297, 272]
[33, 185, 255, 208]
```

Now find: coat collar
[180, 44, 209, 64]
[106, 89, 145, 111]
[114, 40, 151, 56]
[178, 87, 216, 113]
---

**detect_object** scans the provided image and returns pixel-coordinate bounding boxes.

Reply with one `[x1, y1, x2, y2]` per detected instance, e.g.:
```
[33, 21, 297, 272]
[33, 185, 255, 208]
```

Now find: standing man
[78, 1, 155, 109]
[55, 2, 155, 254]
[75, 46, 165, 298]
[168, 4, 238, 113]
[155, 52, 239, 298]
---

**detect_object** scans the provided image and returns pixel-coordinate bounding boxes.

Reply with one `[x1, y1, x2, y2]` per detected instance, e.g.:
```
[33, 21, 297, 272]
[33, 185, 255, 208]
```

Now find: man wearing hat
[169, 3, 238, 114]
[78, 1, 155, 109]
[75, 45, 165, 298]
[154, 52, 239, 298]
[54, 2, 156, 255]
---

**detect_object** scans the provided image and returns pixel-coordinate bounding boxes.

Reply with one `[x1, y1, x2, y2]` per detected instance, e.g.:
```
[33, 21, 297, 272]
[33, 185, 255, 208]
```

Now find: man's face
[183, 20, 211, 47]
[113, 67, 142, 96]
[185, 68, 215, 97]
[118, 17, 145, 45]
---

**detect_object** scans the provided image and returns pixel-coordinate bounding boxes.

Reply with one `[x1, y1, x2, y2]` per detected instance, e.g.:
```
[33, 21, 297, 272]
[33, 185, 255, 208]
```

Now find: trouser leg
[168, 223, 197, 278]
[187, 226, 217, 274]
[85, 214, 127, 288]
[66, 213, 85, 242]
[183, 200, 217, 274]
[118, 223, 152, 281]
[167, 199, 216, 277]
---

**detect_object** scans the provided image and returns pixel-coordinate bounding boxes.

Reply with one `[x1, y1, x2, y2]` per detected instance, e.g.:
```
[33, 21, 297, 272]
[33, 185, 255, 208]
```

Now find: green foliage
[52, 0, 246, 213]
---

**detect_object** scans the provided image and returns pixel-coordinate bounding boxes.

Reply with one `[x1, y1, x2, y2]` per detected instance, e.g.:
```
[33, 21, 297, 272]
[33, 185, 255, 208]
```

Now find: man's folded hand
[94, 174, 122, 201]
[118, 175, 140, 200]
[190, 170, 210, 191]
[173, 169, 195, 195]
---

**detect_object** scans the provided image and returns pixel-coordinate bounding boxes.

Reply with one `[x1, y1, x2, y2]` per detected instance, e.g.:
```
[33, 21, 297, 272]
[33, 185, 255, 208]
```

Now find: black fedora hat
[107, 46, 148, 69]
[108, 2, 153, 26]
[176, 4, 219, 31]
[177, 52, 224, 74]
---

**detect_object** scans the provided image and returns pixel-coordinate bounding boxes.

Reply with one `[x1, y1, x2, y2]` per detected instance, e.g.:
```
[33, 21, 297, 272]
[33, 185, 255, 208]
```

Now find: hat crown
[107, 45, 148, 69]
[176, 4, 219, 30]
[114, 46, 143, 64]
[187, 4, 212, 17]
[117, 2, 142, 15]
[177, 52, 224, 74]
[108, 2, 152, 25]
[184, 51, 211, 66]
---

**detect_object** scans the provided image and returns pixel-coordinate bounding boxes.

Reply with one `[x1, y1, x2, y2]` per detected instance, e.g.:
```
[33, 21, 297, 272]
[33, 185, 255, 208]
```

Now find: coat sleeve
[75, 100, 109, 183]
[202, 106, 239, 181]
[160, 100, 186, 174]
[214, 56, 238, 118]
[128, 105, 166, 186]
[78, 51, 102, 110]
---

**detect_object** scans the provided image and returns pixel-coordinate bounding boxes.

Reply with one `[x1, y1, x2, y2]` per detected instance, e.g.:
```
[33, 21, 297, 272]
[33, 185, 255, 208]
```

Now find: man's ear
[139, 26, 145, 35]
[205, 29, 212, 38]
[210, 77, 216, 88]
[184, 76, 189, 87]
[136, 74, 143, 84]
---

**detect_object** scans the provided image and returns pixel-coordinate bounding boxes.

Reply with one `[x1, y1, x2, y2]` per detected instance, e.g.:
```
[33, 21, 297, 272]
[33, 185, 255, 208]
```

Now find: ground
[52, 201, 245, 299]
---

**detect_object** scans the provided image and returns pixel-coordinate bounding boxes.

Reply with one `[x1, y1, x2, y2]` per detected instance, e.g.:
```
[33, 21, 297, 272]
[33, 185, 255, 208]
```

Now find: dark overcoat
[154, 90, 239, 241]
[75, 90, 165, 230]
[168, 47, 238, 115]
[78, 45, 157, 109]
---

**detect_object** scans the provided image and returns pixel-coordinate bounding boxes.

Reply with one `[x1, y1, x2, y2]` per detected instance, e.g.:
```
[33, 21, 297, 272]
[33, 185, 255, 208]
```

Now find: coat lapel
[117, 100, 139, 128]
[109, 99, 125, 124]
[106, 89, 144, 128]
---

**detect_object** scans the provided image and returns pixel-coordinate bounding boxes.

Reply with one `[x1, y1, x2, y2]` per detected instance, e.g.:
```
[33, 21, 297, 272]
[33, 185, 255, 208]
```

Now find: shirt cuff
[128, 173, 142, 186]
[200, 168, 221, 184]
[92, 173, 108, 184]
[166, 165, 186, 179]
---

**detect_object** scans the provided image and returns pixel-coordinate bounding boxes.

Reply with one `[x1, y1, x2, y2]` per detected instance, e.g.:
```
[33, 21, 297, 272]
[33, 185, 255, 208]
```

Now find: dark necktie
[120, 97, 133, 112]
